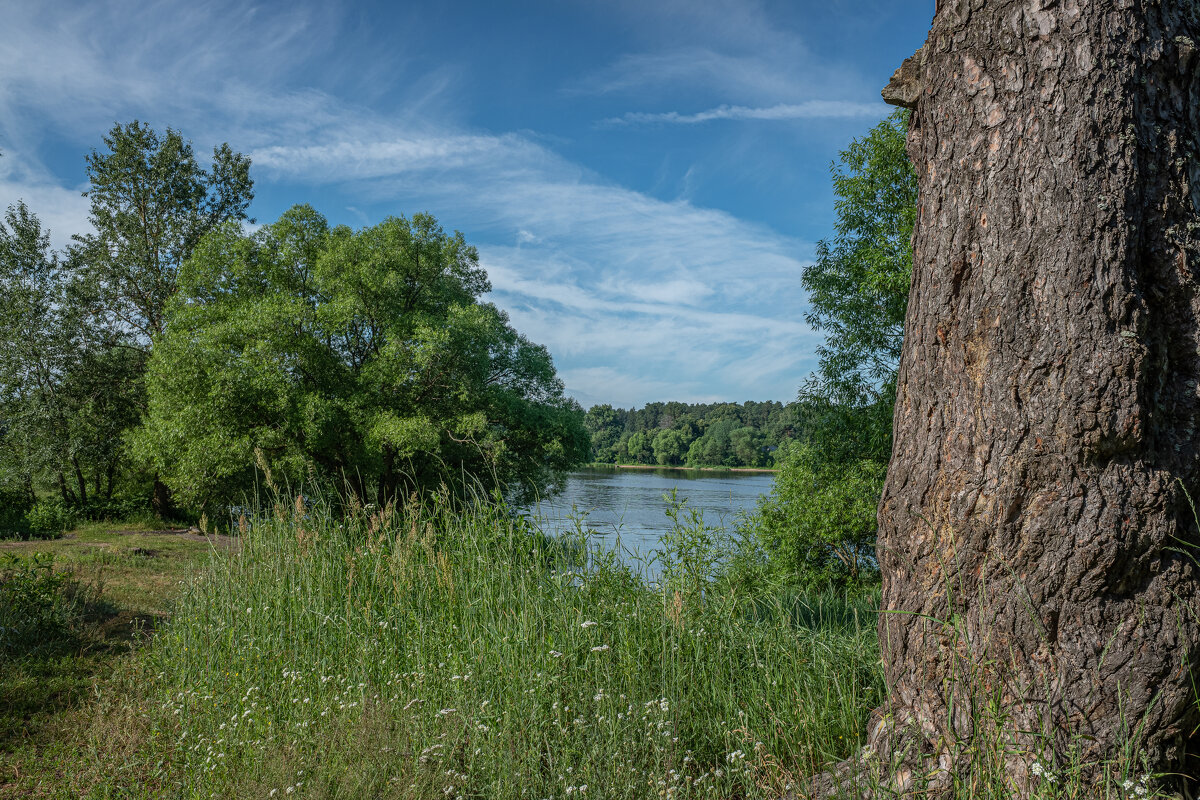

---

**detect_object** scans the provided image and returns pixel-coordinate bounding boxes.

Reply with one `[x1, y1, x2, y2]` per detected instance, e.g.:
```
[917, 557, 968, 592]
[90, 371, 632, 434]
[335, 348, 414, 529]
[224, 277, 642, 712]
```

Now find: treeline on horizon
[584, 400, 803, 469]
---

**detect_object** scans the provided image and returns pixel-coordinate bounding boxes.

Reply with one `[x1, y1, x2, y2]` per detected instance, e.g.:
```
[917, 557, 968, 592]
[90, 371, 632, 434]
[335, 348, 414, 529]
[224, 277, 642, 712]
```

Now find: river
[523, 466, 775, 578]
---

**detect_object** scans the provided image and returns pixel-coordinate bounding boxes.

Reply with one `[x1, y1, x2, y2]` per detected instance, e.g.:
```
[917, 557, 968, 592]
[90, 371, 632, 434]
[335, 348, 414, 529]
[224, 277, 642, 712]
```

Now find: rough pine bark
[864, 0, 1200, 794]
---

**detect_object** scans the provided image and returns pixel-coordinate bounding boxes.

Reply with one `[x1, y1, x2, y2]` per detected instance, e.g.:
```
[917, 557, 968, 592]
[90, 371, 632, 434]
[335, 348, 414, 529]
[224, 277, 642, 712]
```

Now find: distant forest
[583, 401, 802, 469]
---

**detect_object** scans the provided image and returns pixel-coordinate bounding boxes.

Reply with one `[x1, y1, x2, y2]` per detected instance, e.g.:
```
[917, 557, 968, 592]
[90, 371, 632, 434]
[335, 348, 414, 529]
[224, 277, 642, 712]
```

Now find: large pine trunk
[869, 0, 1200, 794]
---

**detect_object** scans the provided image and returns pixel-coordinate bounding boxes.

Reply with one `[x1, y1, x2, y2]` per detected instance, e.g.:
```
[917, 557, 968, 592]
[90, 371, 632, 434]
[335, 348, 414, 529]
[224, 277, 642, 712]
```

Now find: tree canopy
[70, 121, 253, 344]
[0, 203, 143, 512]
[134, 205, 589, 511]
[802, 109, 915, 414]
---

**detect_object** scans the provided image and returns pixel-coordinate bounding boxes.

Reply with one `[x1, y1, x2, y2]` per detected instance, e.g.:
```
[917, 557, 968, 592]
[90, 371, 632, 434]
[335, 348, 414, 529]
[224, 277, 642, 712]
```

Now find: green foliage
[71, 121, 253, 342]
[623, 430, 654, 463]
[0, 202, 138, 508]
[0, 492, 76, 541]
[802, 109, 916, 410]
[587, 400, 798, 468]
[659, 490, 732, 596]
[1, 122, 251, 519]
[21, 500, 77, 540]
[0, 482, 34, 538]
[0, 553, 87, 658]
[652, 428, 688, 466]
[739, 444, 883, 588]
[134, 206, 589, 511]
[583, 403, 624, 462]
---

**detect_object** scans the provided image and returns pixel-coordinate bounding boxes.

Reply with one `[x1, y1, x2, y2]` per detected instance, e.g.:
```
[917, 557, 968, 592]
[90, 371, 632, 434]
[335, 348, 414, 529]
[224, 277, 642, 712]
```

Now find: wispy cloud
[575, 48, 832, 104]
[0, 0, 827, 407]
[605, 100, 886, 126]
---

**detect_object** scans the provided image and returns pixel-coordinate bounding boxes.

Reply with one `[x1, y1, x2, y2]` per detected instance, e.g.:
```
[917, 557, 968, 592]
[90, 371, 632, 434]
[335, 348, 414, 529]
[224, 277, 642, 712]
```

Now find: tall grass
[143, 491, 882, 798]
[134, 489, 1197, 799]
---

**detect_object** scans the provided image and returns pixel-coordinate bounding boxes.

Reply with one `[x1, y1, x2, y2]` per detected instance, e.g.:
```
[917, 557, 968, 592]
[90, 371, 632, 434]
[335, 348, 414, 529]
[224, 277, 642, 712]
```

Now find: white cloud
[0, 2, 334, 148]
[0, 0, 824, 406]
[0, 166, 90, 252]
[559, 367, 727, 409]
[578, 49, 817, 103]
[250, 133, 545, 183]
[606, 100, 887, 126]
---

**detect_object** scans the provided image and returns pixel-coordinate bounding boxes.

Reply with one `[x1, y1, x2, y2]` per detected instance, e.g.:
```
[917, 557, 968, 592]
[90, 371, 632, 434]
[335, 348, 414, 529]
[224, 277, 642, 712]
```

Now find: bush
[734, 444, 883, 589]
[22, 500, 76, 540]
[0, 552, 86, 658]
[70, 494, 152, 522]
[0, 484, 35, 539]
[0, 490, 76, 541]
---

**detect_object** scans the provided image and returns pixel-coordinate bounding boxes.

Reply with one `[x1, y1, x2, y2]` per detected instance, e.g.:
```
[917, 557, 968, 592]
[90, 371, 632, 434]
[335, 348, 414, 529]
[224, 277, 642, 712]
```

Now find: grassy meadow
[1, 494, 1190, 799]
[0, 494, 882, 799]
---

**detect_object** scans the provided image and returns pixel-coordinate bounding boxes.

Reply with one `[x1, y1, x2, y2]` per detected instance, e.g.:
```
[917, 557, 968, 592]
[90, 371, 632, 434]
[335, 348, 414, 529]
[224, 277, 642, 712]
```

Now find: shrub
[734, 444, 883, 589]
[0, 490, 76, 541]
[0, 552, 86, 658]
[71, 494, 153, 523]
[0, 483, 34, 539]
[22, 500, 76, 539]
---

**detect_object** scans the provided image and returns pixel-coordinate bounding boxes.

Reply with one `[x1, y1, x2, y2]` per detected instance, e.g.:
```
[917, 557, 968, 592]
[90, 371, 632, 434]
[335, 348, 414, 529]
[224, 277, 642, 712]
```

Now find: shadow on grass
[739, 584, 880, 635]
[0, 554, 161, 752]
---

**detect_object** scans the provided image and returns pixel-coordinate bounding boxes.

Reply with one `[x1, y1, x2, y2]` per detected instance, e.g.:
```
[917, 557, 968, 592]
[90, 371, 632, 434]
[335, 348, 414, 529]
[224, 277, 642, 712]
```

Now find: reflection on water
[523, 466, 775, 578]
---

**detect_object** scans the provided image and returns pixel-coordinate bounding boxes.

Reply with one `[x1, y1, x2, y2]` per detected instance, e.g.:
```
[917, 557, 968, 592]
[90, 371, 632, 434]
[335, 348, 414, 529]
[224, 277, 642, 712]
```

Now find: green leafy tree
[133, 206, 589, 511]
[0, 203, 67, 502]
[744, 444, 884, 587]
[728, 425, 765, 468]
[584, 404, 623, 462]
[685, 418, 737, 467]
[623, 431, 653, 464]
[799, 110, 915, 470]
[652, 428, 688, 466]
[802, 109, 916, 415]
[65, 121, 254, 516]
[0, 204, 141, 512]
[72, 121, 254, 343]
[742, 111, 916, 585]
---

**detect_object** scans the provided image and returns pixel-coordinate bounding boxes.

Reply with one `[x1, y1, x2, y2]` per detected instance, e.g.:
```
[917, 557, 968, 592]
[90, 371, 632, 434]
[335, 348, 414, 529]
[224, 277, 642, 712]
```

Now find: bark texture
[871, 0, 1200, 794]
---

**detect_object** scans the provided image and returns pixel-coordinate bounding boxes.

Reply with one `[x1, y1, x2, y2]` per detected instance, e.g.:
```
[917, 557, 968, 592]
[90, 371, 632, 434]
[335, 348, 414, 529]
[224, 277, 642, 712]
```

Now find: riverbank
[1, 497, 880, 798]
[2, 500, 1171, 798]
[585, 462, 779, 474]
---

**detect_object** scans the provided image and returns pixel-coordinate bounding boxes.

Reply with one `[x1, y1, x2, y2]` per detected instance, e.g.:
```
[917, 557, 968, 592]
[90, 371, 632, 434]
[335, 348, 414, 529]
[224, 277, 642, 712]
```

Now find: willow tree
[861, 0, 1200, 795]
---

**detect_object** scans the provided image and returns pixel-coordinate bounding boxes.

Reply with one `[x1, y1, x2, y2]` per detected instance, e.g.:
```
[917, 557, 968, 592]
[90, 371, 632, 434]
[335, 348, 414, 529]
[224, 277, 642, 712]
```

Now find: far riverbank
[585, 462, 779, 474]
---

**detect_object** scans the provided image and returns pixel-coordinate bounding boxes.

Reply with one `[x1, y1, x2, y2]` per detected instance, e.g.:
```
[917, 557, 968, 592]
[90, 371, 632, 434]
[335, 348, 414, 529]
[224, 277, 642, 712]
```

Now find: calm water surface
[524, 466, 775, 576]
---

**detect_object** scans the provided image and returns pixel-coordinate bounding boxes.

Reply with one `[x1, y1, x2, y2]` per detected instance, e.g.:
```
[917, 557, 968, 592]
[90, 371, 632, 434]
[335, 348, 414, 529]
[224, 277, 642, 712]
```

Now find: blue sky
[0, 0, 932, 408]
